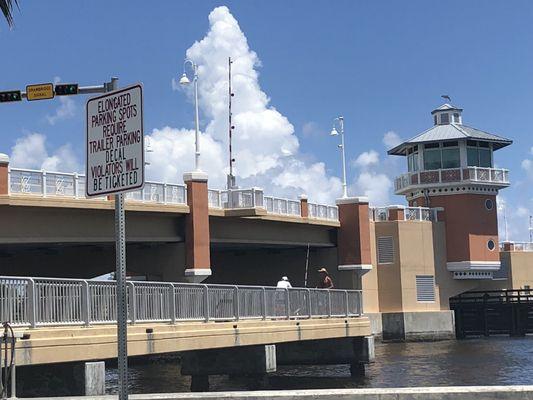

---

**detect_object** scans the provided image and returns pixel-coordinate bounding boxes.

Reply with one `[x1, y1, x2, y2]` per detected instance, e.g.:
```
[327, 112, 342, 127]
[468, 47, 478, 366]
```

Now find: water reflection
[103, 337, 533, 394]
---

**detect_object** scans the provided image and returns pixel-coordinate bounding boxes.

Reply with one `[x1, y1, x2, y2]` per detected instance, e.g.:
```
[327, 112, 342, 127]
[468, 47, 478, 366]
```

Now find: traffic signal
[0, 90, 21, 103]
[55, 83, 78, 96]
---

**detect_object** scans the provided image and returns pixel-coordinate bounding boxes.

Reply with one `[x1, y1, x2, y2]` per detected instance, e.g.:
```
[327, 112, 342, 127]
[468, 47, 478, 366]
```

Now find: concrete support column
[84, 362, 105, 395]
[181, 345, 276, 392]
[387, 205, 405, 221]
[0, 153, 9, 195]
[299, 194, 308, 218]
[183, 171, 211, 282]
[335, 196, 372, 274]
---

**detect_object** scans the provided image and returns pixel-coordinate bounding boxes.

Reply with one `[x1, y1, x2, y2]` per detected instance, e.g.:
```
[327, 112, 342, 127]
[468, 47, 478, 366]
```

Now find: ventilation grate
[377, 236, 394, 264]
[416, 275, 436, 302]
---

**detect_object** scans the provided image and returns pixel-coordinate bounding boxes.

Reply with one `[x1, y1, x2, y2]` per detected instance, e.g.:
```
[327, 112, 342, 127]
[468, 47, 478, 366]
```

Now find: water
[103, 337, 533, 394]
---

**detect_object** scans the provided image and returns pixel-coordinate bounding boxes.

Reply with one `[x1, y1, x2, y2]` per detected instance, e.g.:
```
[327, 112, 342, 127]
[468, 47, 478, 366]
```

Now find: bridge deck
[13, 317, 370, 366]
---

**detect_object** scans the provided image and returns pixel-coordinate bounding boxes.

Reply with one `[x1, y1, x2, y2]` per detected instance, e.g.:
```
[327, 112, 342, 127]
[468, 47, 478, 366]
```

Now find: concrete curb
[32, 385, 533, 400]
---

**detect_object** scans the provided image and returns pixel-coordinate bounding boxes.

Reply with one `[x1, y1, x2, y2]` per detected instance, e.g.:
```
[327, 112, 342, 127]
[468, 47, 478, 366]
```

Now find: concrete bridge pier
[276, 336, 375, 378]
[181, 345, 277, 392]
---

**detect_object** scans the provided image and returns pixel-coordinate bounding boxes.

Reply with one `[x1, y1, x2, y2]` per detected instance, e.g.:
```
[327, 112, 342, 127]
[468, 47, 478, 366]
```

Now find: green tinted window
[424, 149, 441, 170]
[467, 147, 478, 166]
[442, 148, 460, 168]
[479, 148, 492, 167]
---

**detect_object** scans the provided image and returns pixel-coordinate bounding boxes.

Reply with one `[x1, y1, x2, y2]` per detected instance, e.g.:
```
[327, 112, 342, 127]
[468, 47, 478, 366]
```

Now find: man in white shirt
[276, 276, 292, 289]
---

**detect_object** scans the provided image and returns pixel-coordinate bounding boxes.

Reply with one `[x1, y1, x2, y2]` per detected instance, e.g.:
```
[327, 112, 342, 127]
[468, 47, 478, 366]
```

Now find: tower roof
[388, 104, 512, 156]
[430, 103, 463, 114]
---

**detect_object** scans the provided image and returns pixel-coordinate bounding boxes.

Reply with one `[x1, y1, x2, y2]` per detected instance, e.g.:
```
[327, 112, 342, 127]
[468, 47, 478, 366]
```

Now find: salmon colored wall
[0, 163, 8, 195]
[185, 180, 211, 269]
[414, 194, 499, 263]
[337, 201, 372, 266]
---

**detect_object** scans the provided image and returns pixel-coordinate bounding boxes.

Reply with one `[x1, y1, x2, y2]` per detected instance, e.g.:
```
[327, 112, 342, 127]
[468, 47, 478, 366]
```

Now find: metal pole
[193, 63, 200, 172]
[109, 77, 129, 400]
[339, 117, 347, 198]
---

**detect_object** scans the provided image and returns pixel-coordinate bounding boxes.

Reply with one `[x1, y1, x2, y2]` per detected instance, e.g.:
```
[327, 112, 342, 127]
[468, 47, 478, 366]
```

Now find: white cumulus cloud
[46, 76, 76, 125]
[147, 6, 342, 202]
[10, 133, 80, 172]
[353, 150, 379, 168]
[382, 131, 402, 149]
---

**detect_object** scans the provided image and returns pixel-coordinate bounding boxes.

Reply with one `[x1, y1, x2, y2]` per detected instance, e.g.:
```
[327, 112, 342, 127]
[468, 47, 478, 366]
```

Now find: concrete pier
[31, 385, 533, 399]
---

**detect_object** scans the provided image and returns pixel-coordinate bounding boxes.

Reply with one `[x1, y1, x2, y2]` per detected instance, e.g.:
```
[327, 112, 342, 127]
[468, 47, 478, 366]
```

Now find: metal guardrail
[8, 168, 340, 221]
[308, 203, 339, 221]
[0, 276, 362, 327]
[500, 242, 533, 252]
[394, 166, 510, 192]
[369, 206, 438, 222]
[8, 168, 187, 205]
[264, 196, 301, 217]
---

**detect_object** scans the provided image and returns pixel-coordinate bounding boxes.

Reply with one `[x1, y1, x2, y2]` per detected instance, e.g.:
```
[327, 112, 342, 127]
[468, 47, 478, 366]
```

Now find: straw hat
[317, 267, 328, 274]
[281, 276, 289, 281]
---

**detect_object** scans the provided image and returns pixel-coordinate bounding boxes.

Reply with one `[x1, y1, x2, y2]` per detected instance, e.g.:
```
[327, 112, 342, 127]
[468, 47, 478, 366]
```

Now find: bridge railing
[0, 276, 363, 328]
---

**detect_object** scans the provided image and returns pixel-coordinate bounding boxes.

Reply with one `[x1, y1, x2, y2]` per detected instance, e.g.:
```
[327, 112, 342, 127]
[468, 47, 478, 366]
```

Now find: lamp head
[330, 127, 339, 136]
[179, 73, 190, 85]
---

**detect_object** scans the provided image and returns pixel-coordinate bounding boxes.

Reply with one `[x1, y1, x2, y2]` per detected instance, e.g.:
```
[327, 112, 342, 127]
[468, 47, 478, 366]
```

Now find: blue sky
[1, 1, 532, 240]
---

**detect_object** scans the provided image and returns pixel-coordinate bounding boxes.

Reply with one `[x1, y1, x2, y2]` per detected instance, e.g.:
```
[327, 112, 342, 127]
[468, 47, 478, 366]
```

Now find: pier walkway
[0, 276, 369, 366]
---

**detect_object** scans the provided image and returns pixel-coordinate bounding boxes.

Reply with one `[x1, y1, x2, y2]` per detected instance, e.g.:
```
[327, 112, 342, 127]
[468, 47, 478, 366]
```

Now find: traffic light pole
[1, 77, 130, 400]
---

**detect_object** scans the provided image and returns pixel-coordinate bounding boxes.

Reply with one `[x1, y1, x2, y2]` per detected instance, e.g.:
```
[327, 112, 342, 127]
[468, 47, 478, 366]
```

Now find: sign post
[86, 79, 144, 400]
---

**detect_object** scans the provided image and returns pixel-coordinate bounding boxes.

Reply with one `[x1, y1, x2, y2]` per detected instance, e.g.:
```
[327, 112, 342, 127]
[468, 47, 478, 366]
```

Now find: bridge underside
[13, 317, 371, 366]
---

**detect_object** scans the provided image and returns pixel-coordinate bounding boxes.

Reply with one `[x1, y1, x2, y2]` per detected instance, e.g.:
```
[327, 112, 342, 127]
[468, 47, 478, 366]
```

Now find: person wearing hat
[276, 276, 292, 289]
[317, 267, 334, 289]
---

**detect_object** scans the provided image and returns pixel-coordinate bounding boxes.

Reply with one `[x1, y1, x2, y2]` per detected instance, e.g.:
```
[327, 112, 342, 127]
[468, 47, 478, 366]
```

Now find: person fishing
[316, 267, 334, 289]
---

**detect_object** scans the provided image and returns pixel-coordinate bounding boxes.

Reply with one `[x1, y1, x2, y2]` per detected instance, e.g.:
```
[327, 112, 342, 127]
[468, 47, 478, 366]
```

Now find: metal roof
[431, 103, 463, 114]
[388, 123, 512, 156]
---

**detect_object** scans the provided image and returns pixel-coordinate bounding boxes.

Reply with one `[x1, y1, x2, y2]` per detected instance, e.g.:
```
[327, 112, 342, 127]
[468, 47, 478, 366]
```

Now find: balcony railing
[369, 206, 438, 222]
[125, 182, 187, 205]
[394, 167, 510, 192]
[0, 276, 362, 328]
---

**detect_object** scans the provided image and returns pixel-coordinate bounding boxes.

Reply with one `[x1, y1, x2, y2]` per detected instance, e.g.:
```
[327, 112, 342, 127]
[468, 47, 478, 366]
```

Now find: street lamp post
[180, 59, 201, 171]
[330, 116, 348, 198]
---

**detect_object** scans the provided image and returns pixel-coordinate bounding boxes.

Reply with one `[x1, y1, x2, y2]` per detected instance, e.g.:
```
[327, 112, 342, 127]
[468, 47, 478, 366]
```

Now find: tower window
[434, 115, 438, 125]
[440, 113, 450, 124]
[485, 199, 494, 210]
[453, 113, 460, 123]
[467, 141, 493, 168]
[487, 239, 496, 251]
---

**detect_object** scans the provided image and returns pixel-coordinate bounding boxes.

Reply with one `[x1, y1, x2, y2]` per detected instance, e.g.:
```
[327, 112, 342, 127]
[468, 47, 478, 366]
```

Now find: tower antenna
[227, 57, 236, 189]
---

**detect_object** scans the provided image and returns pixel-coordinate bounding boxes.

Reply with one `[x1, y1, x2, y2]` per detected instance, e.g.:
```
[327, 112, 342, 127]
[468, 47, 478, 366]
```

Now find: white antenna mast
[227, 57, 236, 189]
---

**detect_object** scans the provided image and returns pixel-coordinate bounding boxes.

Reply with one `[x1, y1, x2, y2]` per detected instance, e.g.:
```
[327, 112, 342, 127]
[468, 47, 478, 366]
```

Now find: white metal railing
[8, 168, 187, 205]
[8, 168, 340, 220]
[264, 196, 301, 217]
[394, 167, 510, 192]
[125, 182, 186, 205]
[500, 242, 533, 252]
[208, 189, 223, 209]
[223, 188, 264, 209]
[0, 276, 362, 327]
[308, 203, 339, 221]
[369, 206, 438, 222]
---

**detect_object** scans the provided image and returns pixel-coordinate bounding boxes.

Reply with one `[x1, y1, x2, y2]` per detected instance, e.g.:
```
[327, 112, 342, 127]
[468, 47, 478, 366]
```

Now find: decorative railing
[500, 242, 533, 252]
[125, 182, 187, 205]
[394, 167, 510, 192]
[264, 196, 301, 217]
[308, 203, 339, 221]
[369, 206, 438, 222]
[8, 168, 187, 205]
[0, 276, 362, 328]
[8, 168, 340, 221]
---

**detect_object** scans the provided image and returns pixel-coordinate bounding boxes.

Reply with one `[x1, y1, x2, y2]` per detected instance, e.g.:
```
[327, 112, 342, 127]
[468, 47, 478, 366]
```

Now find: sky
[1, 1, 532, 240]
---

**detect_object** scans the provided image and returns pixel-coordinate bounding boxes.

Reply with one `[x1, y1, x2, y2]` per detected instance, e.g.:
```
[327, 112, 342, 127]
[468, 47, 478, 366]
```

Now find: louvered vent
[416, 275, 436, 302]
[377, 236, 394, 264]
